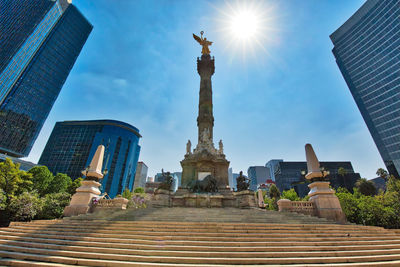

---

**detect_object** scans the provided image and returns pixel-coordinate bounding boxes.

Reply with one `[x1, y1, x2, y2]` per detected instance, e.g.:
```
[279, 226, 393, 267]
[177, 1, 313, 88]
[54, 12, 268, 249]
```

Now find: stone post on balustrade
[63, 145, 105, 217]
[305, 144, 346, 223]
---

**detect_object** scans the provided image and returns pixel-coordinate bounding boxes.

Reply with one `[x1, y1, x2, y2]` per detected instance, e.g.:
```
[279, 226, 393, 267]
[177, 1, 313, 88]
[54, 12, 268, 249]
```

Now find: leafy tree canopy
[0, 158, 32, 203]
[28, 166, 53, 196]
[46, 173, 72, 194]
[67, 178, 83, 195]
[355, 178, 376, 196]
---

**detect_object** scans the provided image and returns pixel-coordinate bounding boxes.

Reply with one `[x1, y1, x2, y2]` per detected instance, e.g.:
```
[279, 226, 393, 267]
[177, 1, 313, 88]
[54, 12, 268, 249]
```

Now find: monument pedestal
[308, 181, 346, 223]
[63, 180, 101, 217]
[181, 150, 229, 188]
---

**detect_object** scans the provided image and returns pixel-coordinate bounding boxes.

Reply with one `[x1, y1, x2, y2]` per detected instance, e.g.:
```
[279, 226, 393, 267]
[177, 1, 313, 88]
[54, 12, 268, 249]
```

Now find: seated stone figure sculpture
[189, 175, 218, 193]
[236, 171, 250, 191]
[157, 171, 173, 191]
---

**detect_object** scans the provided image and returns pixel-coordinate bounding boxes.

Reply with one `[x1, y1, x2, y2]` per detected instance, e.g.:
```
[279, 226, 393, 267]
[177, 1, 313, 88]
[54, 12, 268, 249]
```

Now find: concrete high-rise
[39, 120, 141, 198]
[331, 0, 400, 177]
[133, 162, 148, 189]
[0, 0, 92, 157]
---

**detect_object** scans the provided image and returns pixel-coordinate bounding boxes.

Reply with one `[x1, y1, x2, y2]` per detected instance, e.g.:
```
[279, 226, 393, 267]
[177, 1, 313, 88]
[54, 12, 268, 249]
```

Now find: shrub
[128, 194, 146, 209]
[282, 189, 300, 201]
[269, 184, 280, 199]
[122, 188, 132, 200]
[133, 187, 145, 194]
[36, 192, 71, 220]
[8, 191, 42, 221]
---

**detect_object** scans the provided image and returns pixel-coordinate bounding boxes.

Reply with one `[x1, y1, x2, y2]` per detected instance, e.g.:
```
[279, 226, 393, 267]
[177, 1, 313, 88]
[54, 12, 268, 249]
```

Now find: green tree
[67, 177, 83, 195]
[355, 178, 376, 196]
[8, 191, 42, 222]
[122, 188, 133, 199]
[46, 173, 72, 194]
[269, 184, 280, 199]
[281, 188, 300, 201]
[37, 192, 71, 220]
[29, 166, 54, 196]
[376, 168, 388, 180]
[0, 158, 32, 204]
[0, 189, 6, 210]
[133, 187, 145, 194]
[338, 167, 347, 177]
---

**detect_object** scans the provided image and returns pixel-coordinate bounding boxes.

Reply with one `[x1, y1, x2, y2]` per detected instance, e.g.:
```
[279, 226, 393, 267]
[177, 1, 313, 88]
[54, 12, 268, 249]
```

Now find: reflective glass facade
[0, 0, 92, 157]
[274, 161, 360, 198]
[38, 120, 142, 198]
[331, 0, 400, 177]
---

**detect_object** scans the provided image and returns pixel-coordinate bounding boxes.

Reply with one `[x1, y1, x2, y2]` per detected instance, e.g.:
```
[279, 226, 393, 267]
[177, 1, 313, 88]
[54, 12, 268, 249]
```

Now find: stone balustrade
[277, 199, 316, 216]
[95, 197, 128, 210]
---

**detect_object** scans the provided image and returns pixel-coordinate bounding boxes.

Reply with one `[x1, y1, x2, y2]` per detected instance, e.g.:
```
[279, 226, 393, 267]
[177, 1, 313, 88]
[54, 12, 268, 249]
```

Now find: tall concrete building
[39, 120, 141, 198]
[0, 0, 92, 157]
[133, 162, 148, 189]
[247, 166, 270, 191]
[331, 0, 400, 177]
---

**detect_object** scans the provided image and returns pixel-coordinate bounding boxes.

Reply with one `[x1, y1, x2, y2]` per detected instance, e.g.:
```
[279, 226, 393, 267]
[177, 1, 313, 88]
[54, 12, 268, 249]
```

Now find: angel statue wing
[193, 33, 202, 44]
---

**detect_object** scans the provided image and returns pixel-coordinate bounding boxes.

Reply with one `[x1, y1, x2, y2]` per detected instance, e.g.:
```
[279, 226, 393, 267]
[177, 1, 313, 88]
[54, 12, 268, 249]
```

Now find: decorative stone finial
[82, 145, 105, 180]
[305, 144, 323, 180]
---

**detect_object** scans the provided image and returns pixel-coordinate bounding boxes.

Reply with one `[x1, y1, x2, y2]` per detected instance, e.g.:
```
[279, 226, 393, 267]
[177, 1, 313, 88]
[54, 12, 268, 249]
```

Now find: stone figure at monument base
[236, 171, 251, 191]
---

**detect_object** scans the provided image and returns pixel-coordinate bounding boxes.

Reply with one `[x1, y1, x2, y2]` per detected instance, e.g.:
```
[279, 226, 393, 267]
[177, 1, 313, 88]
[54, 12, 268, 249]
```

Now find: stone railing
[277, 199, 316, 216]
[95, 197, 128, 210]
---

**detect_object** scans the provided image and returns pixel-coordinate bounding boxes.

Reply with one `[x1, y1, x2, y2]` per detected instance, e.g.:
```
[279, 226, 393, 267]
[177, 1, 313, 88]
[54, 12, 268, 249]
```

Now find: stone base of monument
[308, 181, 346, 223]
[233, 190, 257, 208]
[151, 187, 256, 208]
[152, 189, 172, 207]
[63, 180, 101, 217]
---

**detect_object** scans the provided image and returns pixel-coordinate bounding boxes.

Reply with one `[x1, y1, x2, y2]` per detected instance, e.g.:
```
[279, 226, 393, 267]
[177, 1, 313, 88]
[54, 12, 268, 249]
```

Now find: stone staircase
[0, 207, 400, 266]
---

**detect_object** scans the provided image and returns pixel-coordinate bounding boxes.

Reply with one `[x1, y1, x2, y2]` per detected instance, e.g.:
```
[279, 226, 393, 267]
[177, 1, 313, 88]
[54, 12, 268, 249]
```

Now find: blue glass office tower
[39, 120, 142, 198]
[0, 0, 92, 157]
[331, 0, 400, 177]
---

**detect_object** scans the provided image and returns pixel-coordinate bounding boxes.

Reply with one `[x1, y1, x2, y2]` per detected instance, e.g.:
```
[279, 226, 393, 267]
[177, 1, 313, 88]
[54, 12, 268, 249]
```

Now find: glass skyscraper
[331, 0, 400, 177]
[0, 0, 92, 157]
[38, 120, 142, 198]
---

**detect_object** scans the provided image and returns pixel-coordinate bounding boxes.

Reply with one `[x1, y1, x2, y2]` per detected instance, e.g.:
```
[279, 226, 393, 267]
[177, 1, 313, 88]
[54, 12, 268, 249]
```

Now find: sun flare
[215, 1, 278, 61]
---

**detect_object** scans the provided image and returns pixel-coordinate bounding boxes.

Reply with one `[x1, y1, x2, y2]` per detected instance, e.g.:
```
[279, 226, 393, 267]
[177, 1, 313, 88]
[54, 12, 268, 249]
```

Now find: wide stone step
[2, 234, 400, 252]
[64, 208, 336, 224]
[8, 220, 381, 231]
[6, 225, 396, 237]
[7, 222, 383, 233]
[1, 244, 400, 265]
[3, 229, 400, 248]
[0, 258, 77, 267]
[2, 228, 399, 243]
[2, 239, 400, 259]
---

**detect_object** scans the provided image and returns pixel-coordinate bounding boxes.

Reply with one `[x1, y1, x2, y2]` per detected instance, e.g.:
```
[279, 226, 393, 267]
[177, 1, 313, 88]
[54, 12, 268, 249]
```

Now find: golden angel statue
[193, 31, 213, 55]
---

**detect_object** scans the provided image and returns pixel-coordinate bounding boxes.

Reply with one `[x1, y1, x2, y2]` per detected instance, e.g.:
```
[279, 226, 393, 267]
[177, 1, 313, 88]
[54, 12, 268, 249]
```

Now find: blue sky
[25, 0, 384, 179]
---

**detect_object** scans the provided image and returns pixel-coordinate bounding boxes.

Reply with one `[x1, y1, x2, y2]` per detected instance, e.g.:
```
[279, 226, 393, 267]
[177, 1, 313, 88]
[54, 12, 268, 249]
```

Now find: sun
[229, 9, 261, 41]
[214, 1, 278, 61]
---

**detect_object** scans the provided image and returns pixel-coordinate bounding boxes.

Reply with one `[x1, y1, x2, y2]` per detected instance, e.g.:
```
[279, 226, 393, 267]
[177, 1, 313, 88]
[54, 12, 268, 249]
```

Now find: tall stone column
[197, 54, 215, 144]
[181, 52, 229, 189]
